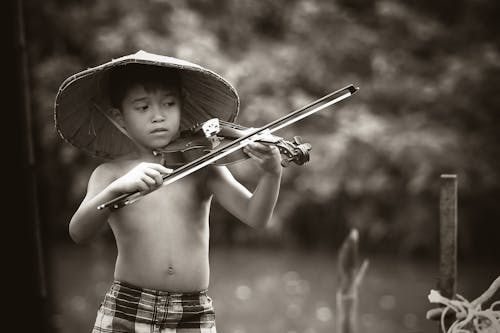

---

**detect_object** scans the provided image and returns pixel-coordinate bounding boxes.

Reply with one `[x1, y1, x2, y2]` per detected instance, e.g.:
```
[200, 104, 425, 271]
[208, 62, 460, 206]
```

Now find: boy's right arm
[69, 163, 121, 243]
[69, 162, 171, 243]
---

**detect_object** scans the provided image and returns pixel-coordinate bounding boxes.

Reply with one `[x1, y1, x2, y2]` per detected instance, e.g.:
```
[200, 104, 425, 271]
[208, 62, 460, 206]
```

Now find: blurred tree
[23, 0, 500, 259]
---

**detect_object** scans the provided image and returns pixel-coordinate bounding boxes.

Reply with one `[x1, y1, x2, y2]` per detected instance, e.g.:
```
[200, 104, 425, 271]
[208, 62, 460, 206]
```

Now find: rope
[427, 276, 500, 333]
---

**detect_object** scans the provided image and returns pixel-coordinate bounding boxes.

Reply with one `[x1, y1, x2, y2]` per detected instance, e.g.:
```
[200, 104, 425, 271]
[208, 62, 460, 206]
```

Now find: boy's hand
[243, 142, 282, 176]
[109, 162, 173, 194]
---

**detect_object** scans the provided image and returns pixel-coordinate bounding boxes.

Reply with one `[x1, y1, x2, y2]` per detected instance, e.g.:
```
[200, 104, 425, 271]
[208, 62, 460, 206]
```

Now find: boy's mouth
[151, 128, 169, 134]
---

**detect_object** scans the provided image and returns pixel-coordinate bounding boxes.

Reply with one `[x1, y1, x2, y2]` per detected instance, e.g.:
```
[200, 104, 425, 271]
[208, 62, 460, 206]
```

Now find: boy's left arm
[207, 142, 282, 229]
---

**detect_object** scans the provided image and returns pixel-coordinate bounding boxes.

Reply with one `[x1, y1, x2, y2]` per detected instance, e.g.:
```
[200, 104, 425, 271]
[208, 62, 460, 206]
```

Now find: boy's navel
[167, 266, 175, 275]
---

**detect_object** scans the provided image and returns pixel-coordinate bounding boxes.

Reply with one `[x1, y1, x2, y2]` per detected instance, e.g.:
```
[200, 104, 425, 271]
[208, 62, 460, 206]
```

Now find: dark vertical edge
[7, 0, 52, 331]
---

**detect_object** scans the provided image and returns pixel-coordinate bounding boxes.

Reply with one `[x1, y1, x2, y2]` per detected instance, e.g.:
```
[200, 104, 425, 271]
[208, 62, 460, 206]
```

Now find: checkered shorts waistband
[94, 280, 216, 330]
[110, 280, 209, 301]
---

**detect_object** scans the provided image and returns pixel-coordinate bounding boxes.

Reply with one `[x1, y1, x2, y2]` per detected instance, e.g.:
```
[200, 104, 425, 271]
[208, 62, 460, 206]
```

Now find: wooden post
[336, 229, 369, 333]
[438, 174, 457, 331]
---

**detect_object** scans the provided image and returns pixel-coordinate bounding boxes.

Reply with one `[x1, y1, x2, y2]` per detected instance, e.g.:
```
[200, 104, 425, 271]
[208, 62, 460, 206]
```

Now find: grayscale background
[19, 0, 500, 332]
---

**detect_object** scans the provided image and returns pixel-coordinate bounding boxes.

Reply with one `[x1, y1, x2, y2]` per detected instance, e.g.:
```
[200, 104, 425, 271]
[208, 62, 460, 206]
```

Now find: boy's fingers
[269, 145, 280, 154]
[150, 163, 174, 174]
[137, 180, 151, 192]
[160, 166, 174, 174]
[247, 143, 281, 159]
[245, 145, 277, 160]
[144, 169, 164, 184]
[247, 142, 272, 153]
[244, 145, 264, 157]
[244, 149, 264, 164]
[140, 175, 157, 187]
[153, 174, 164, 185]
[140, 163, 172, 174]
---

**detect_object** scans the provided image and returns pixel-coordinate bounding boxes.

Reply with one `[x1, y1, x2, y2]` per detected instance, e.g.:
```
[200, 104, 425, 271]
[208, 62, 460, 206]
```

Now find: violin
[97, 84, 359, 210]
[153, 119, 312, 168]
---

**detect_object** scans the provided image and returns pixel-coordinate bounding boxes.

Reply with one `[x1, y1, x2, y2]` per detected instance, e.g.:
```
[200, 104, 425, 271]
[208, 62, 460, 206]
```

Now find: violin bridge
[200, 118, 222, 149]
[201, 118, 221, 138]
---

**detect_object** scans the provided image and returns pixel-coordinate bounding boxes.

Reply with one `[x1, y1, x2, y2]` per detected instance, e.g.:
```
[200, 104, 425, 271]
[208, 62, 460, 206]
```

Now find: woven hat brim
[54, 50, 240, 160]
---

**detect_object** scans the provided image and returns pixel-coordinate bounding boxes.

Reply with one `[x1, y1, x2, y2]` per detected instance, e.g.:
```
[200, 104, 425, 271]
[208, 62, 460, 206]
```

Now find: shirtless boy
[55, 51, 282, 332]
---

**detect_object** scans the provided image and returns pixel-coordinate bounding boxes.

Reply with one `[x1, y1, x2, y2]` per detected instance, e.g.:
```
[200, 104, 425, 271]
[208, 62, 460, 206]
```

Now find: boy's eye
[135, 104, 149, 111]
[162, 100, 176, 107]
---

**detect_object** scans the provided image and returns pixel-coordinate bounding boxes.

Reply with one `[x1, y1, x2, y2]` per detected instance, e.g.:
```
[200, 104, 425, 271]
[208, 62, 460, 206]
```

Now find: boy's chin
[149, 135, 174, 145]
[150, 139, 175, 150]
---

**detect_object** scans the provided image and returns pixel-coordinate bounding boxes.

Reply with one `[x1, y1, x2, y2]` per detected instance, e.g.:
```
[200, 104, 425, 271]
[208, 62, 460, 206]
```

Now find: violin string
[218, 120, 247, 130]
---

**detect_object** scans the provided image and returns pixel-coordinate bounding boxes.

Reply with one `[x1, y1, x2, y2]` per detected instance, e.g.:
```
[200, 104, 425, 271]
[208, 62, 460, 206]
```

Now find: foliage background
[21, 0, 500, 332]
[27, 0, 500, 257]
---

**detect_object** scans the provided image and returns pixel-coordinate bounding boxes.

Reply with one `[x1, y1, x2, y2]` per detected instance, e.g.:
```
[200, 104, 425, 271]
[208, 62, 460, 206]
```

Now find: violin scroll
[276, 136, 312, 167]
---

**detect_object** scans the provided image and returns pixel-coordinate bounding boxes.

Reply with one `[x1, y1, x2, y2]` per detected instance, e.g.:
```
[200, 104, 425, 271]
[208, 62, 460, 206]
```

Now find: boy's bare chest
[144, 178, 205, 210]
[110, 173, 210, 228]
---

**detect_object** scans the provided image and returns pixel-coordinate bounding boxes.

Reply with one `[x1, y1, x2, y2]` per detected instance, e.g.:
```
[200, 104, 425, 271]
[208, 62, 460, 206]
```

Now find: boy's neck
[127, 132, 181, 163]
[127, 149, 163, 163]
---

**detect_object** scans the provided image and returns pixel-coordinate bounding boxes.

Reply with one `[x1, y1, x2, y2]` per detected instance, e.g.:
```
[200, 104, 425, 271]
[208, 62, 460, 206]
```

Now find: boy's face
[115, 83, 181, 152]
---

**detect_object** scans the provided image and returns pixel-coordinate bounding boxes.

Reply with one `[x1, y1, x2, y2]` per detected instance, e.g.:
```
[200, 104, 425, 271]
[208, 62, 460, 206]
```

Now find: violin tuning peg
[293, 136, 303, 145]
[281, 159, 291, 168]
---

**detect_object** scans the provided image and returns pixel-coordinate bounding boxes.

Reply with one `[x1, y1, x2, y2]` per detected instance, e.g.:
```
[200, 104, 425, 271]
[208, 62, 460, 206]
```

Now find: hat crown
[109, 50, 202, 69]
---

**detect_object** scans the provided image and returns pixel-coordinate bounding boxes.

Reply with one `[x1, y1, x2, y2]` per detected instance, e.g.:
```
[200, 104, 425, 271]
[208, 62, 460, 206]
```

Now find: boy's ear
[110, 108, 126, 128]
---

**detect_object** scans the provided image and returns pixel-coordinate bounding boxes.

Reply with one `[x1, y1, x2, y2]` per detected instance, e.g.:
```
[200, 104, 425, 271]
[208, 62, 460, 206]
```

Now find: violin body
[154, 119, 312, 167]
[154, 137, 252, 167]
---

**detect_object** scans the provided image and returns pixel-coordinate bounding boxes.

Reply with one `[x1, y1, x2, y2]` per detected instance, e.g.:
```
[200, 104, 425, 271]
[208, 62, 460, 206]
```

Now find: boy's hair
[108, 64, 182, 109]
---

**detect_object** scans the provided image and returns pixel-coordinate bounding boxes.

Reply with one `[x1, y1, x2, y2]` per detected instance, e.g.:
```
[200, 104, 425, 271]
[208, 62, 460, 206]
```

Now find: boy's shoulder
[91, 156, 137, 181]
[84, 156, 144, 198]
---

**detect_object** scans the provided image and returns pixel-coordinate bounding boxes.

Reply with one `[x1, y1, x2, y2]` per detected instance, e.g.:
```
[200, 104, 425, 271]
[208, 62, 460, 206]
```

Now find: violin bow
[97, 84, 359, 210]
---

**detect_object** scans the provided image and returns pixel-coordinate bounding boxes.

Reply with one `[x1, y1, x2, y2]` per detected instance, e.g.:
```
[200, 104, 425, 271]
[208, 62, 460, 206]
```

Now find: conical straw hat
[54, 50, 240, 159]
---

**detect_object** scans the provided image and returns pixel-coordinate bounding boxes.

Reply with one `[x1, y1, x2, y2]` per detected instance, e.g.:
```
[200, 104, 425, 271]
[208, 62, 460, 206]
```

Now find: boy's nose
[151, 105, 166, 122]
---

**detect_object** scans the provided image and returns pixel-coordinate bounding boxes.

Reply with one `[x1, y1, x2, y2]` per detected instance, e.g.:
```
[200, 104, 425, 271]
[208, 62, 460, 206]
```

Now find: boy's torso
[106, 158, 213, 292]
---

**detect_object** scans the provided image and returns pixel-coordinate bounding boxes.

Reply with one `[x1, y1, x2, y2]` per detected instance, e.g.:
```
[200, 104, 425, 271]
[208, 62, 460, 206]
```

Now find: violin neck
[219, 124, 252, 139]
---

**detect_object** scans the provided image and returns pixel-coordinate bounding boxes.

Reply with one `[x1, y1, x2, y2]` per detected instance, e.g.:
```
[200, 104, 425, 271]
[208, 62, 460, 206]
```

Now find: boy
[55, 50, 282, 332]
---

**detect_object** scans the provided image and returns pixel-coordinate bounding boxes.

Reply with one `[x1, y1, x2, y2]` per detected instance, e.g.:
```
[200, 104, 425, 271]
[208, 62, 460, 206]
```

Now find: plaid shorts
[92, 280, 216, 333]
